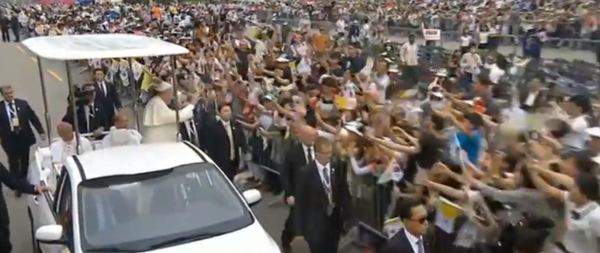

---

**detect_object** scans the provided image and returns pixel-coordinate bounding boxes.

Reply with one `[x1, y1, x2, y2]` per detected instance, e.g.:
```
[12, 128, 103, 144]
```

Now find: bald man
[102, 114, 142, 148]
[50, 122, 93, 164]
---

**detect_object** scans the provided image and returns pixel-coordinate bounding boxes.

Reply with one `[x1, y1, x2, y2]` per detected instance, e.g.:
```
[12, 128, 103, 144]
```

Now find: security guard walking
[0, 162, 49, 253]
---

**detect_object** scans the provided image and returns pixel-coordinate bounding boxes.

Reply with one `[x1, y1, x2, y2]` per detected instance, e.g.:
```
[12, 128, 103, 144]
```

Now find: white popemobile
[23, 34, 281, 253]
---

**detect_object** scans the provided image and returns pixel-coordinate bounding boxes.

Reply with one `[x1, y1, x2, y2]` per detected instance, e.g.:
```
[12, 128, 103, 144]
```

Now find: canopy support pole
[170, 57, 181, 141]
[36, 56, 51, 146]
[127, 60, 140, 130]
[65, 61, 80, 154]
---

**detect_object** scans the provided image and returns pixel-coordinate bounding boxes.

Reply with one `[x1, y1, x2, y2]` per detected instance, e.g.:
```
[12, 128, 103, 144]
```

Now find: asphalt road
[1, 41, 365, 253]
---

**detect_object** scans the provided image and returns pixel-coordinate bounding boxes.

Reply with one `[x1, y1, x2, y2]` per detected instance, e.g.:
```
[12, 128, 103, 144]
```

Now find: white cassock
[142, 96, 194, 144]
[102, 126, 143, 148]
[50, 136, 94, 164]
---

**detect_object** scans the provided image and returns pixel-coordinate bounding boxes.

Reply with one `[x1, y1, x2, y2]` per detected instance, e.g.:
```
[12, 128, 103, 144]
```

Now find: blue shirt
[456, 130, 483, 166]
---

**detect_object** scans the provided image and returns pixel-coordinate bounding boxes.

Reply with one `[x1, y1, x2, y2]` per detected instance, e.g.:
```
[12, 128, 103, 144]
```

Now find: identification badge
[326, 203, 334, 216]
[11, 117, 19, 127]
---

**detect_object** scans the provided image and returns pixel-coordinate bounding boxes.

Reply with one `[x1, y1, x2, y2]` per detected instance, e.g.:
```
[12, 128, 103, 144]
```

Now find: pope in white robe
[50, 122, 93, 164]
[142, 80, 196, 144]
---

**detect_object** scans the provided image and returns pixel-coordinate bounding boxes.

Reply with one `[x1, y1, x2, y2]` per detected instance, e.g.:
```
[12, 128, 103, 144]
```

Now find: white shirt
[486, 63, 505, 84]
[400, 42, 419, 66]
[50, 136, 93, 164]
[524, 90, 539, 106]
[315, 160, 332, 199]
[460, 35, 472, 47]
[404, 229, 426, 253]
[562, 192, 600, 253]
[562, 115, 590, 149]
[460, 52, 482, 74]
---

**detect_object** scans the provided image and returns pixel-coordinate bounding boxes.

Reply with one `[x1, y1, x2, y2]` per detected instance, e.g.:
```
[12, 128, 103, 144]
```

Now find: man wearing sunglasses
[378, 199, 430, 253]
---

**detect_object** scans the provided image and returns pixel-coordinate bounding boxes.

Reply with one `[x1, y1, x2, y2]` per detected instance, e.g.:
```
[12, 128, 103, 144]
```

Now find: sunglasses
[411, 216, 428, 224]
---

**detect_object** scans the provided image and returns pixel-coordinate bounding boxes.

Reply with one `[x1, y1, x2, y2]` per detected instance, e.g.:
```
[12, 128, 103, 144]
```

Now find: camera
[68, 83, 95, 105]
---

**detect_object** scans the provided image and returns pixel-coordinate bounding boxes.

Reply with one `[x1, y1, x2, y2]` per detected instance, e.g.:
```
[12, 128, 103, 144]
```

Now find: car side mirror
[35, 225, 66, 244]
[242, 189, 262, 207]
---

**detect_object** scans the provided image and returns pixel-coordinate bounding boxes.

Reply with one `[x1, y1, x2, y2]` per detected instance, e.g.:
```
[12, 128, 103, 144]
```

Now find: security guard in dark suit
[0, 162, 49, 253]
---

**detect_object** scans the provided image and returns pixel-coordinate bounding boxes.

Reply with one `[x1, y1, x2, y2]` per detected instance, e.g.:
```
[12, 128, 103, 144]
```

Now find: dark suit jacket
[62, 102, 111, 134]
[0, 99, 44, 149]
[94, 81, 122, 123]
[0, 162, 36, 223]
[281, 142, 309, 200]
[519, 88, 547, 112]
[378, 228, 430, 253]
[294, 159, 353, 238]
[206, 119, 247, 173]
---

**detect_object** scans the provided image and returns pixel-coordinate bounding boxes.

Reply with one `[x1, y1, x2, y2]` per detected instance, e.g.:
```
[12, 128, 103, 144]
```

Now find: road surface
[1, 42, 365, 253]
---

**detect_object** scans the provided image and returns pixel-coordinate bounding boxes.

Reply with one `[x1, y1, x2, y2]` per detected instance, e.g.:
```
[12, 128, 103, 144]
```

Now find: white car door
[37, 170, 72, 253]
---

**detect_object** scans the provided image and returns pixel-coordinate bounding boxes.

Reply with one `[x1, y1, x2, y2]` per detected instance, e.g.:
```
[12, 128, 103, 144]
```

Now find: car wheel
[28, 207, 42, 253]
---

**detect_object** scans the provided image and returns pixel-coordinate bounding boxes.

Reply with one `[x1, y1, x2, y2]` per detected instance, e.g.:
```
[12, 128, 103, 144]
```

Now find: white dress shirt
[562, 192, 600, 253]
[5, 101, 19, 131]
[50, 136, 93, 164]
[222, 120, 235, 160]
[315, 160, 332, 202]
[404, 229, 426, 253]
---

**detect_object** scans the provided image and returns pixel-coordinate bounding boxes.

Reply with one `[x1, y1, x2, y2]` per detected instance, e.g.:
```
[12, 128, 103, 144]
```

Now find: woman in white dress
[142, 79, 198, 144]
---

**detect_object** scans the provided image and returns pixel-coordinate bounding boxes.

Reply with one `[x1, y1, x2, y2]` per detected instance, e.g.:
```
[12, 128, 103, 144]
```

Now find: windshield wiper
[147, 232, 228, 250]
[86, 247, 142, 252]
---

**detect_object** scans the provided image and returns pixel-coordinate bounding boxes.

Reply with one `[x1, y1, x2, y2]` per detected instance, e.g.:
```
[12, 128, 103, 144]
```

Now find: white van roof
[22, 34, 189, 60]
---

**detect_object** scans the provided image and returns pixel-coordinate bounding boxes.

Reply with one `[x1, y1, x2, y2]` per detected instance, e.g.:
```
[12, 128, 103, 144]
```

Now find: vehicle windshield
[77, 162, 253, 251]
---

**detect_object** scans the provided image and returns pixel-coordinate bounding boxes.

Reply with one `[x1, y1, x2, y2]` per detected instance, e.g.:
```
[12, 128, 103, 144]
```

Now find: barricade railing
[268, 17, 600, 63]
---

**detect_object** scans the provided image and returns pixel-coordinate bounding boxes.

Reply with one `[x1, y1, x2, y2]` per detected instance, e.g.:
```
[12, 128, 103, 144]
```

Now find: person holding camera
[62, 83, 111, 138]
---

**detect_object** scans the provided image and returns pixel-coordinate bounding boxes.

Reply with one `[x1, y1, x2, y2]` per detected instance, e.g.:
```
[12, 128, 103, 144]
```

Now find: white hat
[585, 127, 600, 138]
[154, 81, 172, 92]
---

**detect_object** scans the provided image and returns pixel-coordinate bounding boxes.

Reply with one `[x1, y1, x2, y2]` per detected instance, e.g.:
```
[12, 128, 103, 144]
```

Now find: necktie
[416, 239, 425, 253]
[99, 82, 106, 96]
[306, 146, 313, 162]
[322, 166, 331, 196]
[8, 102, 16, 118]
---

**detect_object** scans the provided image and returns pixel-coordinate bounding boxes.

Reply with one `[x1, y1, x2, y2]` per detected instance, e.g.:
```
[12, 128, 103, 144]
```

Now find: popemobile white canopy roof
[22, 34, 190, 60]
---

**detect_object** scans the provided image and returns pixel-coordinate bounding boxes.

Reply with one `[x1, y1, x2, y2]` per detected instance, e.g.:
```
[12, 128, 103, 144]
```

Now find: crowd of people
[0, 1, 599, 253]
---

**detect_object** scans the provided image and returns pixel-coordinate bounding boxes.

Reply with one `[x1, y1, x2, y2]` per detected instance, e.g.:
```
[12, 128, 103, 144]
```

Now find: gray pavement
[2, 41, 362, 253]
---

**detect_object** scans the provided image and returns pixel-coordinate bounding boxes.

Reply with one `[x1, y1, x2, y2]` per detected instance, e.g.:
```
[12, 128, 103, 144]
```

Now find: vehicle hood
[142, 221, 281, 253]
